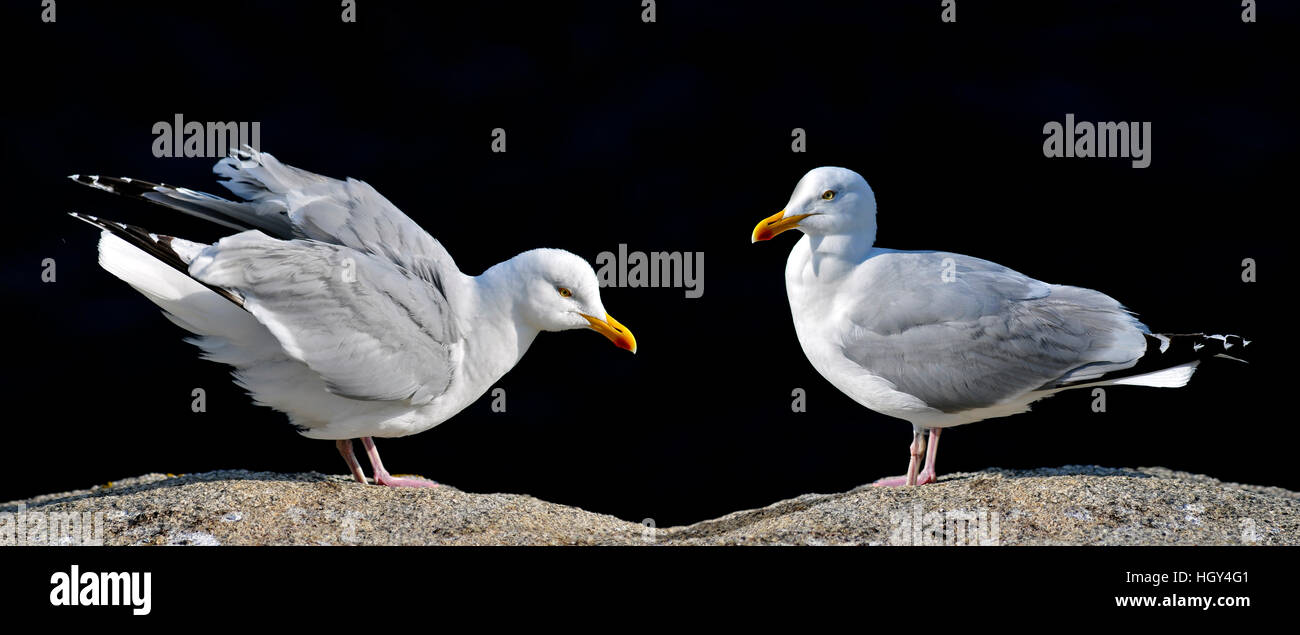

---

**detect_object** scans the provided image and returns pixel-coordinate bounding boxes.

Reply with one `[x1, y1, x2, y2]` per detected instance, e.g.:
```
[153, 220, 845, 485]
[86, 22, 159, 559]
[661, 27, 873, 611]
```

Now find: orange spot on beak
[581, 313, 637, 353]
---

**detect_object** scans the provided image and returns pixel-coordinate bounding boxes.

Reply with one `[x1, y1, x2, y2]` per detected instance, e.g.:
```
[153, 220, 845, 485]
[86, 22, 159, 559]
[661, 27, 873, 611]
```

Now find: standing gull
[752, 167, 1247, 486]
[70, 147, 635, 487]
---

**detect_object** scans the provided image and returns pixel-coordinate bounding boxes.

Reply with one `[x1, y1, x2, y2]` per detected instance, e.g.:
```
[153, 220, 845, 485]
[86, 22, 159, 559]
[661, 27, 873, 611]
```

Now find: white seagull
[71, 147, 636, 487]
[752, 167, 1247, 486]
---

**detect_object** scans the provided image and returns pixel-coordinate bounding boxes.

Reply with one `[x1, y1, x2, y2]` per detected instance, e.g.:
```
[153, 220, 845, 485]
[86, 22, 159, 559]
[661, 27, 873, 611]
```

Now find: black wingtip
[68, 211, 109, 230]
[1147, 332, 1253, 366]
[67, 212, 151, 239]
[69, 212, 247, 308]
[69, 174, 119, 194]
[70, 174, 166, 198]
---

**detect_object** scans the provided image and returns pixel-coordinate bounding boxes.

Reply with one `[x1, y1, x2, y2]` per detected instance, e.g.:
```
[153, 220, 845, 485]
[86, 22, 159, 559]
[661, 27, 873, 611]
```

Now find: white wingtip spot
[81, 176, 115, 193]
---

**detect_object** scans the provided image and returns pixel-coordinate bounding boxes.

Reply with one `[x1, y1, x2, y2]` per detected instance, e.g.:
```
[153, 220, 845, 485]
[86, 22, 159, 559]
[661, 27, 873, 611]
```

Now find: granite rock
[3, 466, 1294, 546]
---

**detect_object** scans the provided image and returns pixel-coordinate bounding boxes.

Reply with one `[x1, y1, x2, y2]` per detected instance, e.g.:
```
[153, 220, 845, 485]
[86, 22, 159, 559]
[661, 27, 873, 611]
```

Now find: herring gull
[752, 166, 1246, 486]
[71, 147, 635, 487]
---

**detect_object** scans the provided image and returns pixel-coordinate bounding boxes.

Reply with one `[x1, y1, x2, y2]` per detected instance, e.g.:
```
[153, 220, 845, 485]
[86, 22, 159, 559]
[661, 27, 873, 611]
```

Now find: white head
[751, 167, 877, 243]
[506, 248, 636, 352]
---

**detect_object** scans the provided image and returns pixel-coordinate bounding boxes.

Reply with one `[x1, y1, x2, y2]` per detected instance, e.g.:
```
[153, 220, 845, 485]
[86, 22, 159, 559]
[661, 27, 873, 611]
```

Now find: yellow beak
[580, 313, 637, 353]
[752, 209, 812, 242]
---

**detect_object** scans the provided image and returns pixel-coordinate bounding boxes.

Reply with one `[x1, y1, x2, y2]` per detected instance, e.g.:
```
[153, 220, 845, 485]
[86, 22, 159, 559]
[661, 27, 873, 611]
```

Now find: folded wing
[840, 251, 1148, 413]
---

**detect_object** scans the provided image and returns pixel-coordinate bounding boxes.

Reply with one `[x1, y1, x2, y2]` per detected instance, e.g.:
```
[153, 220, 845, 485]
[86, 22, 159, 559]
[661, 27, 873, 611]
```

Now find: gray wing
[72, 146, 460, 288]
[840, 251, 1147, 412]
[214, 147, 460, 286]
[189, 231, 458, 405]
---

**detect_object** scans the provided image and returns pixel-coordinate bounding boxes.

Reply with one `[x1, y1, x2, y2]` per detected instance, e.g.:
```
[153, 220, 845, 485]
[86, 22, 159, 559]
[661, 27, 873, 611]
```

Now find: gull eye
[557, 287, 573, 298]
[821, 190, 836, 200]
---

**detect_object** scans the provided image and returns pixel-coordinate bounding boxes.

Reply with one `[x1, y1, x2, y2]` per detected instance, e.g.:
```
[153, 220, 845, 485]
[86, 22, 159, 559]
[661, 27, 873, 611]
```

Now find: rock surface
[3, 466, 1294, 546]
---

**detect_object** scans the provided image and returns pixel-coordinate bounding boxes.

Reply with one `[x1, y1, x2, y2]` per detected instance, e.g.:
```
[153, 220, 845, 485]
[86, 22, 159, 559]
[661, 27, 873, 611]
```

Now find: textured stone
[3, 466, 1293, 546]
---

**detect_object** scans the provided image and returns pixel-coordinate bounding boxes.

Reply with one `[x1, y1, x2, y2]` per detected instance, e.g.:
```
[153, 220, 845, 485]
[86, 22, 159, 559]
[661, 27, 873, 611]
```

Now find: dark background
[2, 1, 1294, 526]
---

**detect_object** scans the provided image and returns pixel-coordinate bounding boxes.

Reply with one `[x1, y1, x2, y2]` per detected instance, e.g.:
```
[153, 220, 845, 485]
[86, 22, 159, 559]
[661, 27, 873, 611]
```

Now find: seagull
[752, 166, 1247, 486]
[70, 146, 636, 487]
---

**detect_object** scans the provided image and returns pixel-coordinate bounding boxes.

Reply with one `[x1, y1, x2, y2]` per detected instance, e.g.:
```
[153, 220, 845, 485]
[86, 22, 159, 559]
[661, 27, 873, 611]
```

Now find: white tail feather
[97, 232, 262, 343]
[1106, 361, 1200, 388]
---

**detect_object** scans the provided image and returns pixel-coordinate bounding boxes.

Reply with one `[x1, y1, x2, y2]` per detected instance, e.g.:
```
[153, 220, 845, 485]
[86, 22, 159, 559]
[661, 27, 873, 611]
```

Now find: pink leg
[361, 437, 438, 488]
[913, 428, 941, 486]
[336, 439, 367, 484]
[873, 430, 927, 487]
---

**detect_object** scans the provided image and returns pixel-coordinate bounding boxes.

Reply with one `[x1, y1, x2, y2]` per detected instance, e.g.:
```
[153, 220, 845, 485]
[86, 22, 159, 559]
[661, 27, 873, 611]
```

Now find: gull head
[509, 248, 636, 353]
[751, 166, 876, 242]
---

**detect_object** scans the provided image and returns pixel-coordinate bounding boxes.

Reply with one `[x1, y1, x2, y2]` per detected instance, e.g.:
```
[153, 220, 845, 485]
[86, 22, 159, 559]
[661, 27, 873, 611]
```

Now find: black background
[2, 0, 1294, 529]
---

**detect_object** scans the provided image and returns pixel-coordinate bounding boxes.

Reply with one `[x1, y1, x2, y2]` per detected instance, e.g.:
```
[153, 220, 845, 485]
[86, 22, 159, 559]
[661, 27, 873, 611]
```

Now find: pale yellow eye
[821, 190, 836, 200]
[557, 287, 573, 298]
